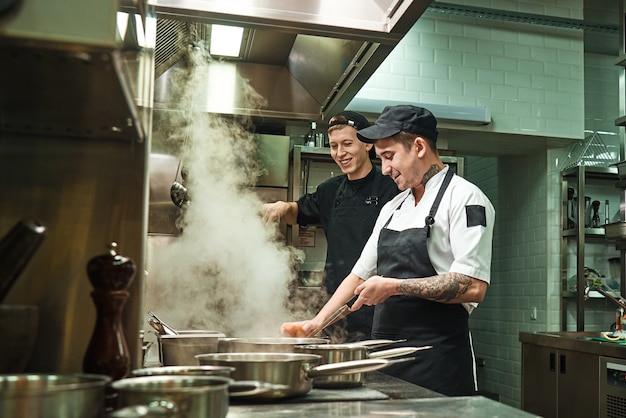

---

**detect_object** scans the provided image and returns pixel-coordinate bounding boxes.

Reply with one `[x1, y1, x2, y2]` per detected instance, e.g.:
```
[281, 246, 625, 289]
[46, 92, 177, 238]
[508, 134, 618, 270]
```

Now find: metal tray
[605, 222, 626, 240]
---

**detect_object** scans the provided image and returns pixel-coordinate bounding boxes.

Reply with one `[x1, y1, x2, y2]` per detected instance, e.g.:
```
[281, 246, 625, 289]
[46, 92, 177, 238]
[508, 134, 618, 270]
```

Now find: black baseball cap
[356, 105, 438, 143]
[328, 111, 371, 131]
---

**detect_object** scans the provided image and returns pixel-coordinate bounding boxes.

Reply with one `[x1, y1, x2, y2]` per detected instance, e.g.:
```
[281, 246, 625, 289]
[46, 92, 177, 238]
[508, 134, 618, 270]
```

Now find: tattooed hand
[352, 275, 398, 309]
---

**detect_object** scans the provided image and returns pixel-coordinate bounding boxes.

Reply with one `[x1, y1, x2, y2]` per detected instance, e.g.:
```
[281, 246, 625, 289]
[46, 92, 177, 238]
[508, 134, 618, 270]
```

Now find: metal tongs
[147, 311, 178, 335]
[306, 295, 358, 337]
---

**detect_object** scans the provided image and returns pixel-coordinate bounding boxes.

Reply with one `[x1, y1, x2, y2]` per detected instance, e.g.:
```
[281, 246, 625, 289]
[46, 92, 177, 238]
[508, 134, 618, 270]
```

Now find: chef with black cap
[281, 105, 495, 396]
[263, 110, 399, 342]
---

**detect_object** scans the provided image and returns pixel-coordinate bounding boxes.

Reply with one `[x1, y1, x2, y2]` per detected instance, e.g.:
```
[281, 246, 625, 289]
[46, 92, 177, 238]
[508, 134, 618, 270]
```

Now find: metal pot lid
[131, 365, 235, 376]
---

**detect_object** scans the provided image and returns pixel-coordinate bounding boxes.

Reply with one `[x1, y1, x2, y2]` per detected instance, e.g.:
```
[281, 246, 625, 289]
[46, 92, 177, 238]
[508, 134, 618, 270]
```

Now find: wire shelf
[558, 132, 619, 171]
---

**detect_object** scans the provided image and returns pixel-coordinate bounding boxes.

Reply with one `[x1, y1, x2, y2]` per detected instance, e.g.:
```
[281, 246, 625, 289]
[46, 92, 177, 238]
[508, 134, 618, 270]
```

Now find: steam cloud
[144, 45, 315, 337]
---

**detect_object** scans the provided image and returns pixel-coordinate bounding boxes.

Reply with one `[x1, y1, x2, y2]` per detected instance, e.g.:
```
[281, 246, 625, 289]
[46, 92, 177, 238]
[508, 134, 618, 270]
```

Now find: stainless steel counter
[226, 372, 538, 417]
[519, 331, 626, 359]
[227, 395, 538, 417]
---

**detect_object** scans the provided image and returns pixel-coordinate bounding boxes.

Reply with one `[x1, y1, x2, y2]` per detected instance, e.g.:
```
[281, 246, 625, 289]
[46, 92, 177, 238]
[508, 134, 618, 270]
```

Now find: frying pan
[293, 344, 432, 388]
[130, 366, 287, 398]
[217, 337, 328, 353]
[195, 352, 414, 400]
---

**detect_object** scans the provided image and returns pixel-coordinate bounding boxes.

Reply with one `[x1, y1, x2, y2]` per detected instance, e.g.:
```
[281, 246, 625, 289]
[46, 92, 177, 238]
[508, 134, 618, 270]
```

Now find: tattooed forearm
[397, 273, 473, 302]
[420, 164, 442, 187]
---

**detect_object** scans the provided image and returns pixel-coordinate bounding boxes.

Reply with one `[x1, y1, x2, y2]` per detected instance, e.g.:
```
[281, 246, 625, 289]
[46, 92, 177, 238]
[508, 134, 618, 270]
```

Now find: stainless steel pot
[195, 352, 411, 400]
[111, 375, 230, 418]
[158, 332, 225, 366]
[293, 344, 429, 388]
[217, 337, 328, 353]
[132, 365, 235, 378]
[0, 373, 111, 418]
[130, 365, 287, 399]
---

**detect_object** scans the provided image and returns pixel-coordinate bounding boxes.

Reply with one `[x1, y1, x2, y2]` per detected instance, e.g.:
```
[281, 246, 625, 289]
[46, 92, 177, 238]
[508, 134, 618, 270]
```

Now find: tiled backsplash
[353, 2, 585, 139]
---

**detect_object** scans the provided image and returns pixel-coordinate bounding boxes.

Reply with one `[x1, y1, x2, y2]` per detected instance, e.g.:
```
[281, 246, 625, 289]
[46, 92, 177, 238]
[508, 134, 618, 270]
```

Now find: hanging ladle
[147, 311, 178, 336]
[170, 161, 189, 208]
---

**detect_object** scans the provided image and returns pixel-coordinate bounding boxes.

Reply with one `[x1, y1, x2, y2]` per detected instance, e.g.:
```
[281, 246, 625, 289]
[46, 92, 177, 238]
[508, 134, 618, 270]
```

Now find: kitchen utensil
[148, 318, 171, 336]
[306, 295, 358, 337]
[147, 311, 178, 335]
[170, 160, 189, 208]
[0, 304, 38, 373]
[111, 375, 231, 418]
[0, 219, 46, 303]
[195, 352, 414, 400]
[158, 332, 226, 366]
[170, 181, 189, 208]
[293, 344, 431, 388]
[345, 339, 407, 348]
[566, 187, 576, 229]
[592, 200, 601, 227]
[0, 373, 111, 418]
[217, 337, 328, 353]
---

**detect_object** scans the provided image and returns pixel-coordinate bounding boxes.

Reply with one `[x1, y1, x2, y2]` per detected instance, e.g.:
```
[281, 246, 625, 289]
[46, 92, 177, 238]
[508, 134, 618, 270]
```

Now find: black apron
[372, 168, 476, 396]
[324, 168, 381, 341]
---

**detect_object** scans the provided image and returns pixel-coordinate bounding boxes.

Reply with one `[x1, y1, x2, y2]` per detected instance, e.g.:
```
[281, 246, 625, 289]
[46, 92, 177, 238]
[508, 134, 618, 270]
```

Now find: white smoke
[145, 45, 306, 337]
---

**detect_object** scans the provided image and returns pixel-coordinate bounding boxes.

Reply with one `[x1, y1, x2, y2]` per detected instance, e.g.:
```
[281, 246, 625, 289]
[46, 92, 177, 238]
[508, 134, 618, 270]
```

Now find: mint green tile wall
[354, 2, 585, 139]
[584, 53, 622, 158]
[466, 153, 547, 407]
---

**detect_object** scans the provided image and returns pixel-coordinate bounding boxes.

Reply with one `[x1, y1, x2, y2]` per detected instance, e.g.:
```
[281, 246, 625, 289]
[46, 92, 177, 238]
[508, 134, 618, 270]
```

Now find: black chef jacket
[296, 166, 400, 340]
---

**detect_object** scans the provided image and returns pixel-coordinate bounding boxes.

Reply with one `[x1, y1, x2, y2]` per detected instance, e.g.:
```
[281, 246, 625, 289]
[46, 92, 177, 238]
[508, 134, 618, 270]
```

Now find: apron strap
[381, 167, 455, 234]
[426, 168, 454, 238]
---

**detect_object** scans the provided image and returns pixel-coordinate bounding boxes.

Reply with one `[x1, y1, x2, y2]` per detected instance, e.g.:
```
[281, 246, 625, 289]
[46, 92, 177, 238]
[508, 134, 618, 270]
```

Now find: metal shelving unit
[560, 165, 620, 331]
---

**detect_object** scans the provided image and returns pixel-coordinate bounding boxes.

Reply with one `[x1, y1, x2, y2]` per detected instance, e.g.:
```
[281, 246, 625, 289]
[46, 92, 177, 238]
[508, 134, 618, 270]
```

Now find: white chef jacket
[351, 165, 495, 313]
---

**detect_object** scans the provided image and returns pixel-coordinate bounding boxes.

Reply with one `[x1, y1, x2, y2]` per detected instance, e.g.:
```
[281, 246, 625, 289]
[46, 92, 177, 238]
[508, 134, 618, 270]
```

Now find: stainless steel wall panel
[1, 0, 117, 46]
[0, 133, 149, 373]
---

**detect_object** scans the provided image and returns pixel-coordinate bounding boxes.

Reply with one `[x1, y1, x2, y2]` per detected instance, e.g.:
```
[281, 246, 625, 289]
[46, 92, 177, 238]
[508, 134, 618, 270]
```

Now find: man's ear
[414, 136, 428, 156]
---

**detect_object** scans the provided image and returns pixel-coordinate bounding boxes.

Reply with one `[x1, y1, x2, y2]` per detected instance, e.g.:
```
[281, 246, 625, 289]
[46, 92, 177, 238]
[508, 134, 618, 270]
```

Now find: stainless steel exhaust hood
[152, 0, 433, 121]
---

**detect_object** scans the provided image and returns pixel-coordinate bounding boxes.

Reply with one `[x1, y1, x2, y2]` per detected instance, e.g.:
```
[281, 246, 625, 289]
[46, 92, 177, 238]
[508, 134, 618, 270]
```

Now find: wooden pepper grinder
[83, 242, 136, 380]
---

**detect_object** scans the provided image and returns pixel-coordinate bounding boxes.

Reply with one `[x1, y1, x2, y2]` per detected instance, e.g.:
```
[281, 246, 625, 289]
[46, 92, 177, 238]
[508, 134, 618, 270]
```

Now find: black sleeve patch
[466, 205, 486, 227]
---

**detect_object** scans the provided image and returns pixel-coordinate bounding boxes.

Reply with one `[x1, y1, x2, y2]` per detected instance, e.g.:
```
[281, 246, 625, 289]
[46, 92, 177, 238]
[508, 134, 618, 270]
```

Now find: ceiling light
[210, 24, 244, 57]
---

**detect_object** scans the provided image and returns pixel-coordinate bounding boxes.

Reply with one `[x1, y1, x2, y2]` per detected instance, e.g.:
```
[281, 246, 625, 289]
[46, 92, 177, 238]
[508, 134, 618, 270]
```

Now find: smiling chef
[262, 110, 400, 341]
[281, 104, 496, 396]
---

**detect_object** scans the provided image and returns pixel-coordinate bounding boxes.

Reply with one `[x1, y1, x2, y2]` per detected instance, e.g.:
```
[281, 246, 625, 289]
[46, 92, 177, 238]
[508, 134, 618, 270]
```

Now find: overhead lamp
[210, 24, 244, 57]
[346, 97, 491, 125]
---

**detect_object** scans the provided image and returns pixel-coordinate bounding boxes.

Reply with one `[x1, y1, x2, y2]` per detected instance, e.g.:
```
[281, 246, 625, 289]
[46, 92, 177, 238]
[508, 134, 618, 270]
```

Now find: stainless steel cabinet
[522, 342, 599, 418]
[521, 343, 557, 418]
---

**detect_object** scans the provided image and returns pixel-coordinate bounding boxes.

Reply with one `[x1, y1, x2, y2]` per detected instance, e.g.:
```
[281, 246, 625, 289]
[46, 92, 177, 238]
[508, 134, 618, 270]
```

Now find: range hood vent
[155, 19, 190, 79]
[152, 0, 433, 122]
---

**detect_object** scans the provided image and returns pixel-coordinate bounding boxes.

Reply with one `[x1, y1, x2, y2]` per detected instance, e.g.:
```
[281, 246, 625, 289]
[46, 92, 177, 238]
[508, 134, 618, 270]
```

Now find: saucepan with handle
[217, 337, 329, 353]
[293, 344, 432, 388]
[195, 352, 414, 400]
[130, 366, 288, 398]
